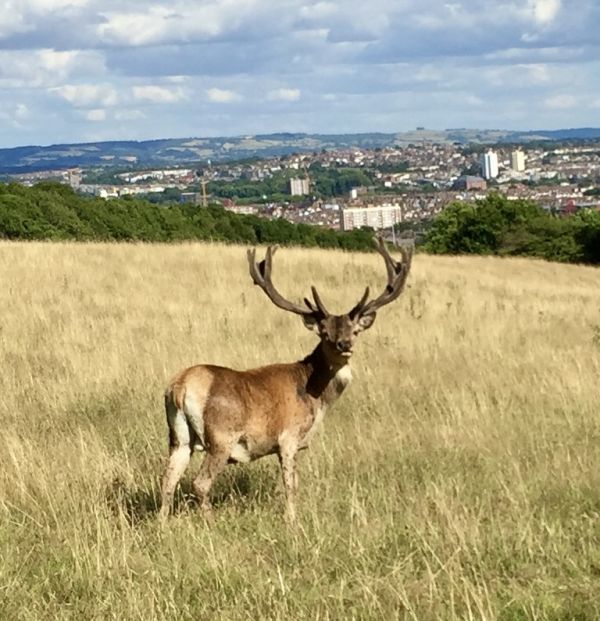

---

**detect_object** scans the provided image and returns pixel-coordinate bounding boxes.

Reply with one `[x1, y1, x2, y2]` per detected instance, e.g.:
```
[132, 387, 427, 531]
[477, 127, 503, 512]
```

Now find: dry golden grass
[1, 241, 600, 620]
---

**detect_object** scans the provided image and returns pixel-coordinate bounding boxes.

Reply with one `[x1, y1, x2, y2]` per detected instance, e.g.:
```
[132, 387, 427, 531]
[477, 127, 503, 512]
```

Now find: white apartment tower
[511, 149, 526, 172]
[289, 177, 310, 196]
[480, 150, 499, 179]
[341, 203, 403, 231]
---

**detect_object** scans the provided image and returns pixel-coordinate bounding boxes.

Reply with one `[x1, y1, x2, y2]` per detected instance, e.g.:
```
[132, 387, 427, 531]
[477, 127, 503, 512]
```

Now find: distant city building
[341, 203, 403, 231]
[480, 150, 499, 179]
[117, 169, 194, 184]
[180, 192, 202, 206]
[453, 175, 487, 191]
[511, 149, 526, 172]
[289, 177, 310, 196]
[225, 204, 258, 215]
[67, 168, 82, 189]
[349, 186, 368, 199]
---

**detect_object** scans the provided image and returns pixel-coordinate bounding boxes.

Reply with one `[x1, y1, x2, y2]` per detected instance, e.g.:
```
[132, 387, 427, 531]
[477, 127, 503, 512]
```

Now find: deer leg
[192, 449, 229, 519]
[159, 405, 193, 520]
[278, 441, 299, 524]
[159, 444, 191, 520]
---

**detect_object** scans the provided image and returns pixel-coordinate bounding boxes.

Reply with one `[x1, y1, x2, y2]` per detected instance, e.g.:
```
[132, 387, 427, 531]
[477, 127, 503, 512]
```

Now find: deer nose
[336, 339, 352, 353]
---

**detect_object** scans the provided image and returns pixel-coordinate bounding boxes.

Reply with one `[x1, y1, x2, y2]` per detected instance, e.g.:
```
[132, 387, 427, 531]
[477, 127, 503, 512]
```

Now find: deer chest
[300, 365, 352, 448]
[333, 365, 352, 393]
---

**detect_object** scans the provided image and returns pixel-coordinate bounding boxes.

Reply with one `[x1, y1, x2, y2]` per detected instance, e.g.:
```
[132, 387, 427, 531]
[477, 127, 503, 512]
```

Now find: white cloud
[84, 108, 106, 121]
[545, 94, 577, 109]
[299, 2, 337, 20]
[52, 83, 118, 107]
[15, 103, 30, 120]
[166, 75, 187, 83]
[413, 14, 445, 30]
[483, 63, 560, 89]
[0, 49, 104, 88]
[412, 65, 443, 82]
[132, 85, 185, 103]
[96, 2, 262, 47]
[0, 0, 89, 39]
[1, 0, 600, 146]
[529, 0, 562, 25]
[114, 109, 145, 120]
[465, 94, 483, 106]
[97, 7, 181, 47]
[24, 0, 88, 10]
[38, 49, 78, 73]
[268, 88, 301, 102]
[0, 10, 28, 38]
[526, 64, 552, 84]
[0, 102, 31, 126]
[206, 88, 241, 103]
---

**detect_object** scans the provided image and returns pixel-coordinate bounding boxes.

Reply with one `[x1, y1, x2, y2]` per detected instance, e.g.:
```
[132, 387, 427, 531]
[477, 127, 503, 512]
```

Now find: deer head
[247, 237, 412, 363]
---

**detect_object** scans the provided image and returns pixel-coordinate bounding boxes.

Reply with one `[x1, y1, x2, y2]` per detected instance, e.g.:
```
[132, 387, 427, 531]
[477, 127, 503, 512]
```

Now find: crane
[199, 159, 212, 207]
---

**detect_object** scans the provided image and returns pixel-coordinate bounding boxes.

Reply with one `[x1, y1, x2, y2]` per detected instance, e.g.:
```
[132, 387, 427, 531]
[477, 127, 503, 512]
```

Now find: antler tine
[374, 236, 398, 283]
[396, 241, 413, 270]
[247, 246, 321, 317]
[348, 286, 370, 319]
[310, 286, 330, 317]
[358, 238, 413, 316]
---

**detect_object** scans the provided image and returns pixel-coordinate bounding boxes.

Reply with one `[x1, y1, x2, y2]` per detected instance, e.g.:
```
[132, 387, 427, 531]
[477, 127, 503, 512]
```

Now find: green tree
[425, 193, 588, 263]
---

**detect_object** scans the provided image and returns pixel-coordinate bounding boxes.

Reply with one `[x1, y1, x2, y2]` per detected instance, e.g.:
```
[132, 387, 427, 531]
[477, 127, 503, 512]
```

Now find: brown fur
[159, 340, 352, 520]
[158, 241, 411, 522]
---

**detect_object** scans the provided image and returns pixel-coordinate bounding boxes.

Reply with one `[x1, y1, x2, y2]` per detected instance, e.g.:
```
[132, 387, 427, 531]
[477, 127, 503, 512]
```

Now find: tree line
[2, 183, 599, 264]
[0, 182, 375, 250]
[425, 193, 600, 264]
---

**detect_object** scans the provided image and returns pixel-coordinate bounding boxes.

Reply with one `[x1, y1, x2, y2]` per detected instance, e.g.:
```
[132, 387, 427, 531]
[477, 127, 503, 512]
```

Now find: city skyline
[1, 0, 600, 148]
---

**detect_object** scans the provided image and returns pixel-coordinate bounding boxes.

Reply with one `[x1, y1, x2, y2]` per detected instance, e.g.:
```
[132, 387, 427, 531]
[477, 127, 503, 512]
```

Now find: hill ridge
[2, 127, 600, 174]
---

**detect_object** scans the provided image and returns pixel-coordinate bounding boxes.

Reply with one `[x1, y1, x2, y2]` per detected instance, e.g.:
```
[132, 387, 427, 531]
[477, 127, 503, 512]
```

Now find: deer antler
[349, 237, 413, 318]
[247, 246, 329, 317]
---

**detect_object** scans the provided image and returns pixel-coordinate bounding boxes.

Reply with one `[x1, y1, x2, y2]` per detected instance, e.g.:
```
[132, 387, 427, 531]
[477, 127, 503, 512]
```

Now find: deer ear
[302, 314, 320, 332]
[357, 313, 376, 331]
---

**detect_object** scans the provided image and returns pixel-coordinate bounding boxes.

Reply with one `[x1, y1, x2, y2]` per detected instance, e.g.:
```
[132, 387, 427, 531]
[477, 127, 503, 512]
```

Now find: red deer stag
[159, 238, 412, 522]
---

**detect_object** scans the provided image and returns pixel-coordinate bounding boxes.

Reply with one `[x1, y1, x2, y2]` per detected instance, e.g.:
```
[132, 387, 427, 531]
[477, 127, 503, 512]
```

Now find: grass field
[1, 241, 600, 620]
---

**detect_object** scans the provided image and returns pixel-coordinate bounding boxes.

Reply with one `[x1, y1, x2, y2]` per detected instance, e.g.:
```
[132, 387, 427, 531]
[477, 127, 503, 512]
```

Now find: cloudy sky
[0, 0, 599, 147]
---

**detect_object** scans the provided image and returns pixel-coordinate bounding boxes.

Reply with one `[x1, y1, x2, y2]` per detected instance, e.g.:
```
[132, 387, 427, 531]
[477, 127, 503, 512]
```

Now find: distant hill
[2, 128, 600, 174]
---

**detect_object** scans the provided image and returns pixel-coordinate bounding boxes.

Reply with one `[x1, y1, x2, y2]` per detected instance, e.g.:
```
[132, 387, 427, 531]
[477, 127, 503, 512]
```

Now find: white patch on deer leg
[168, 409, 190, 446]
[229, 442, 252, 463]
[278, 444, 298, 524]
[184, 392, 206, 449]
[159, 445, 191, 518]
[168, 445, 190, 472]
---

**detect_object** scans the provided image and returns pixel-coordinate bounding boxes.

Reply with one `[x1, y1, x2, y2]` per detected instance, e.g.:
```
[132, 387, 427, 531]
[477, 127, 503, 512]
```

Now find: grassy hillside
[1, 242, 599, 620]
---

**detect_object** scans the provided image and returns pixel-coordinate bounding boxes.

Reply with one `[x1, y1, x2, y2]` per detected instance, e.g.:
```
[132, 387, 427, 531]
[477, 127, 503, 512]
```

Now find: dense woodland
[1, 182, 599, 264]
[425, 193, 600, 264]
[206, 165, 374, 204]
[0, 182, 375, 250]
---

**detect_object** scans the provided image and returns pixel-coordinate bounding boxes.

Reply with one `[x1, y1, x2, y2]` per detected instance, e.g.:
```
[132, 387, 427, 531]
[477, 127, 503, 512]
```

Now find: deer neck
[300, 343, 352, 406]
